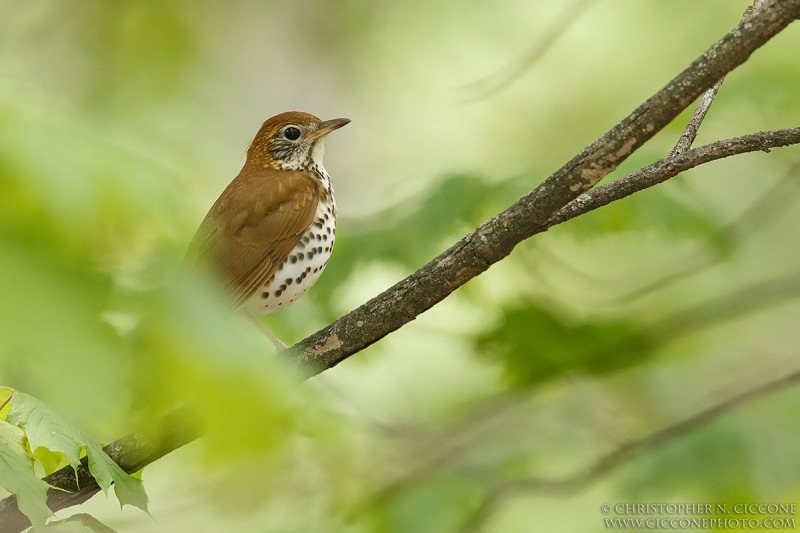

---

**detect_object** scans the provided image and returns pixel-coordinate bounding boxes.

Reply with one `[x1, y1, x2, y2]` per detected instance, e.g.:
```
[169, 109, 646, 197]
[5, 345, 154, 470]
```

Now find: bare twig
[459, 367, 800, 532]
[349, 269, 800, 521]
[616, 164, 800, 303]
[461, 0, 602, 102]
[546, 128, 800, 228]
[0, 391, 13, 413]
[651, 271, 800, 341]
[668, 0, 773, 158]
[670, 78, 725, 156]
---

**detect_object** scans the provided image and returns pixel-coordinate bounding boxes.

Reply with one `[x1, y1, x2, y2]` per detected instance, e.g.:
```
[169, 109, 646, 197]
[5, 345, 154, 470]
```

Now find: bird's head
[246, 111, 350, 171]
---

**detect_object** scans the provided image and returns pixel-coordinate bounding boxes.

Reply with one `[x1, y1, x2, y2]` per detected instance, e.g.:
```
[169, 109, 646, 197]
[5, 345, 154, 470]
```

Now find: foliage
[0, 1, 799, 532]
[0, 389, 146, 530]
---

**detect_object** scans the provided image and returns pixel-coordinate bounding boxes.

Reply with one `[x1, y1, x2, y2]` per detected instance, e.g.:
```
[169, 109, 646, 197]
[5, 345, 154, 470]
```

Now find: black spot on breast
[262, 291, 270, 299]
[290, 255, 298, 264]
[306, 252, 313, 259]
[275, 289, 283, 297]
[286, 278, 293, 286]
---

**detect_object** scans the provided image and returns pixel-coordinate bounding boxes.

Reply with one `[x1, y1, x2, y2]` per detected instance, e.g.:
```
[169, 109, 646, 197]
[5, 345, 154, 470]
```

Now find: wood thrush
[185, 111, 350, 348]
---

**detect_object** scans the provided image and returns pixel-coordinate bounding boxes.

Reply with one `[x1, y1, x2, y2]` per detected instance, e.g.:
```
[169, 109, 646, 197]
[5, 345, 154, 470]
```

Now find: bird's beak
[308, 118, 351, 140]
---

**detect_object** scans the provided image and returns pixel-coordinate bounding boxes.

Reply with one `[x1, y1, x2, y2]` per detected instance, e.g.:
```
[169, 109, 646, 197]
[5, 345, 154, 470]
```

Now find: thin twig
[460, 0, 602, 102]
[0, 390, 13, 413]
[616, 164, 800, 304]
[352, 269, 800, 521]
[459, 367, 800, 532]
[670, 78, 725, 156]
[669, 0, 774, 158]
[546, 128, 800, 228]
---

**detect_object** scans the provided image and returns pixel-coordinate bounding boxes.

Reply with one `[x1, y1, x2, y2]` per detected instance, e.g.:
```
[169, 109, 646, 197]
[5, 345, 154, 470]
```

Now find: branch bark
[290, 0, 800, 374]
[669, 78, 725, 157]
[547, 128, 800, 229]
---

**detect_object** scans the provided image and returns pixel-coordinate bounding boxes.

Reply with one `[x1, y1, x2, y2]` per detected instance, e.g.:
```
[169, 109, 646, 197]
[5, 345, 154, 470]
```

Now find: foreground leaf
[86, 439, 149, 513]
[0, 439, 52, 527]
[6, 392, 83, 471]
[6, 391, 148, 513]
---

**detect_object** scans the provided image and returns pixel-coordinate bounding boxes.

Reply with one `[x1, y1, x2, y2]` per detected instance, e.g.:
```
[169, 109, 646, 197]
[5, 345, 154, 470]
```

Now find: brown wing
[185, 169, 320, 308]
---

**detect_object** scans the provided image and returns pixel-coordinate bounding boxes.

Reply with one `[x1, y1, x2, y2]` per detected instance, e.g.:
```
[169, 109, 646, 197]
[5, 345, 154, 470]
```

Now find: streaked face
[267, 121, 323, 171]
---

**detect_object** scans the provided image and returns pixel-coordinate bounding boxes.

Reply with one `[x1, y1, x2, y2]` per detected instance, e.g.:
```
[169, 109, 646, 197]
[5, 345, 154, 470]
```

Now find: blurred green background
[1, 1, 800, 531]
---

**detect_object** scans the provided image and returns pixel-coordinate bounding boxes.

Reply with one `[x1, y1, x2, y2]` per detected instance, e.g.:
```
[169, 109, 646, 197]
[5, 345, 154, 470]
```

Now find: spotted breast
[243, 179, 336, 315]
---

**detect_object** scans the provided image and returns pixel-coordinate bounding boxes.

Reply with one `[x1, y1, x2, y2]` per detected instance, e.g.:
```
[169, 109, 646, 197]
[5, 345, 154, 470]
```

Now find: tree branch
[290, 0, 800, 374]
[547, 128, 800, 229]
[458, 367, 800, 532]
[2, 1, 799, 528]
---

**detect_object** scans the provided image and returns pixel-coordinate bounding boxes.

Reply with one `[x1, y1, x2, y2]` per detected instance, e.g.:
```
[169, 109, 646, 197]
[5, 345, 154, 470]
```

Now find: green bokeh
[1, 1, 799, 531]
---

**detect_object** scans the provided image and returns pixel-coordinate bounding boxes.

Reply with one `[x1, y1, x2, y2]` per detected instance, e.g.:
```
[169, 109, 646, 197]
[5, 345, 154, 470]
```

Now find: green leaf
[85, 439, 148, 513]
[0, 419, 31, 463]
[7, 391, 148, 513]
[371, 473, 485, 533]
[38, 513, 118, 532]
[619, 421, 754, 502]
[33, 446, 69, 476]
[0, 439, 52, 527]
[477, 301, 654, 387]
[6, 392, 84, 471]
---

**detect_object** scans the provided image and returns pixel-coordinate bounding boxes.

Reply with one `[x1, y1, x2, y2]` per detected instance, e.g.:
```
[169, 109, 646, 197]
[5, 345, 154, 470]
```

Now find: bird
[184, 111, 350, 349]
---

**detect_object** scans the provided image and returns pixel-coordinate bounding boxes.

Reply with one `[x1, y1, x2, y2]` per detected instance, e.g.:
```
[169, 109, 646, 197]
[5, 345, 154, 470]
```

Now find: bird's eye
[283, 126, 301, 141]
